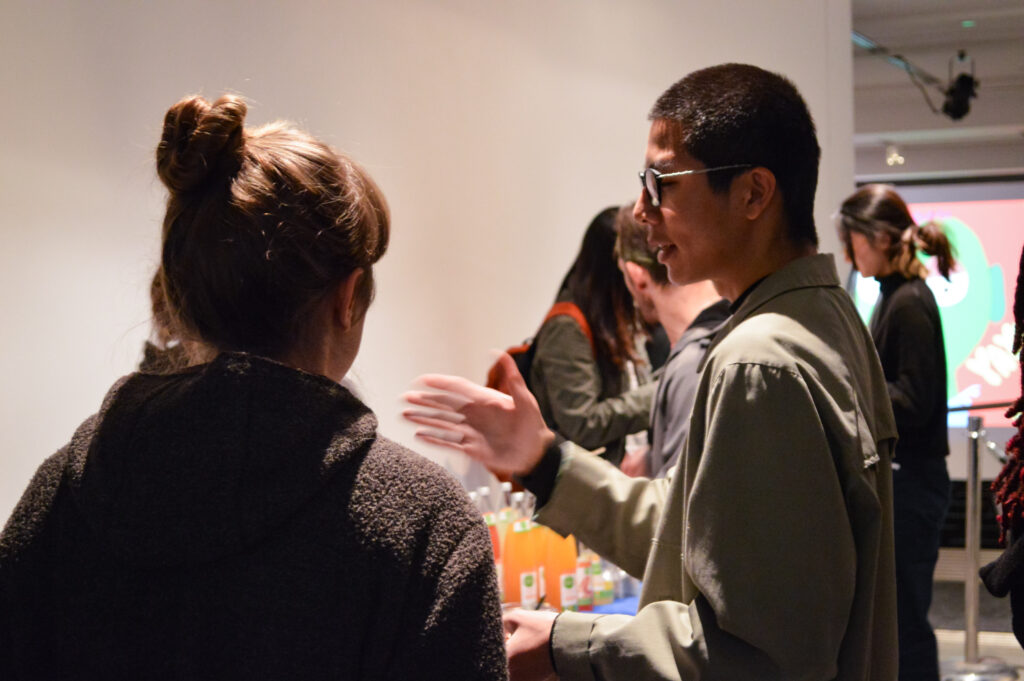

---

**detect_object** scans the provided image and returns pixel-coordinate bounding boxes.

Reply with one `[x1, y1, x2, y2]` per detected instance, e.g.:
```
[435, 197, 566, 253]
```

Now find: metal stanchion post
[965, 415, 983, 663]
[943, 416, 1017, 681]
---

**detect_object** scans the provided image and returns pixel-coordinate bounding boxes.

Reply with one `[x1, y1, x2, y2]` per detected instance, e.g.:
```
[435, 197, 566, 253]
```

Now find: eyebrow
[646, 159, 676, 172]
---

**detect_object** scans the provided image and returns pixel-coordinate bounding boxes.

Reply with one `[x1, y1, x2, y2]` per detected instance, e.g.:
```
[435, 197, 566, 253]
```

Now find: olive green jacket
[530, 313, 655, 465]
[537, 254, 898, 681]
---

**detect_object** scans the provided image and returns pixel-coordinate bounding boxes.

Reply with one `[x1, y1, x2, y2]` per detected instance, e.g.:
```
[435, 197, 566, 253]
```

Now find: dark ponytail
[907, 221, 956, 280]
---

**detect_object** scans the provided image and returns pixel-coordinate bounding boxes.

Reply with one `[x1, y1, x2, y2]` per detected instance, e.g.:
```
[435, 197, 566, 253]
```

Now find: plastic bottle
[591, 554, 615, 606]
[495, 482, 515, 555]
[475, 486, 502, 602]
[575, 542, 594, 611]
[503, 515, 540, 608]
[541, 529, 578, 611]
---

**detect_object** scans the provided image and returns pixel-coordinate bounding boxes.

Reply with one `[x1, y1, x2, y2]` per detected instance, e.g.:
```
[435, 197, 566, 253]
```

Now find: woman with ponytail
[838, 184, 957, 681]
[0, 95, 506, 680]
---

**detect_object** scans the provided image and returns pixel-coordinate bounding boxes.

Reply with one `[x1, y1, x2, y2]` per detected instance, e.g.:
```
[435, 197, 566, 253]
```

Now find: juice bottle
[495, 482, 515, 555]
[541, 529, 578, 611]
[503, 516, 540, 608]
[591, 554, 615, 606]
[575, 542, 594, 611]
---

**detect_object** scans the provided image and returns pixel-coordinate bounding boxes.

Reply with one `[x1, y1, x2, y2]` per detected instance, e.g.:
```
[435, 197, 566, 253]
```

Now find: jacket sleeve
[389, 518, 508, 681]
[549, 363, 860, 681]
[536, 445, 671, 579]
[881, 297, 943, 429]
[531, 316, 655, 451]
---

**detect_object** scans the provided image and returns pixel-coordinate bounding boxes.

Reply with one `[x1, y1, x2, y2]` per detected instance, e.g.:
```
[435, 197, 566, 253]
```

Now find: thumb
[496, 351, 533, 406]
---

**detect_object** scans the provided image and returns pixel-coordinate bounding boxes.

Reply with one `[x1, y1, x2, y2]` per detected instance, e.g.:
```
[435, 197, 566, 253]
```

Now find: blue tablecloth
[590, 596, 638, 615]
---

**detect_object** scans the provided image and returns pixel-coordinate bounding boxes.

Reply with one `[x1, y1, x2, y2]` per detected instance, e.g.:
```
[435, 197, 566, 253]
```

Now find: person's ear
[333, 269, 365, 331]
[622, 261, 651, 291]
[736, 167, 777, 221]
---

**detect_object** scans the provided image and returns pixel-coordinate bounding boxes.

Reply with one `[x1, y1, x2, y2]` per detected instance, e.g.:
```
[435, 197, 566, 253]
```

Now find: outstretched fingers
[403, 410, 469, 450]
[403, 387, 472, 413]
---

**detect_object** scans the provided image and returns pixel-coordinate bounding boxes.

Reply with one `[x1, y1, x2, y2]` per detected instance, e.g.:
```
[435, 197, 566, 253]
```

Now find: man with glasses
[404, 63, 898, 681]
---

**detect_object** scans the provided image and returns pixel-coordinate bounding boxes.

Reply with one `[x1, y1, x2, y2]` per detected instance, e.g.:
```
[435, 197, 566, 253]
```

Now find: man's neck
[654, 281, 722, 345]
[714, 241, 818, 303]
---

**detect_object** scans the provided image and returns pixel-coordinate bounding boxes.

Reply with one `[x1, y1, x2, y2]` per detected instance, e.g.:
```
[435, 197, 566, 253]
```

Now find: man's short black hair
[650, 63, 820, 248]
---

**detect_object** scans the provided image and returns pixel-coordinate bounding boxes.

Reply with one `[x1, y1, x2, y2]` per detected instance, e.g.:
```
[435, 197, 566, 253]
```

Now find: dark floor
[931, 580, 1013, 632]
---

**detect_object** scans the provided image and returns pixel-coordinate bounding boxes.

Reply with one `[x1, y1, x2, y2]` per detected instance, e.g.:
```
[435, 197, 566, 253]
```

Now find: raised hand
[402, 352, 555, 475]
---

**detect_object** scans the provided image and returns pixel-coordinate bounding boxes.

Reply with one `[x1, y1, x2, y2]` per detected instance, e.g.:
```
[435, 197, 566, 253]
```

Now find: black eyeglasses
[638, 164, 753, 207]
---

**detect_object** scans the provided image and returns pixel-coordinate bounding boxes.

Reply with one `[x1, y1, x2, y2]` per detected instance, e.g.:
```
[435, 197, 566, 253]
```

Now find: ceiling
[851, 0, 1024, 177]
[853, 0, 1024, 90]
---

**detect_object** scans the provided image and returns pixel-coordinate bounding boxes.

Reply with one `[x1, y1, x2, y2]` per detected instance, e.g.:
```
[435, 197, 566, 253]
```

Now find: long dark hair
[838, 184, 956, 280]
[559, 207, 641, 379]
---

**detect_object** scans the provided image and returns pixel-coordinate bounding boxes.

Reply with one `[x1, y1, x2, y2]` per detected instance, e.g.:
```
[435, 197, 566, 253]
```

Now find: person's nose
[633, 192, 651, 225]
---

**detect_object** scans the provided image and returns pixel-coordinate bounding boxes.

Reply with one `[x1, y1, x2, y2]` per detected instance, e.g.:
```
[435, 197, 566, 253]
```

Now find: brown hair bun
[156, 94, 247, 194]
[156, 93, 390, 360]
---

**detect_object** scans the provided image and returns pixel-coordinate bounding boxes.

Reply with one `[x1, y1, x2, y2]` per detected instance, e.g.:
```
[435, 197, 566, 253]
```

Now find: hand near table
[504, 608, 559, 681]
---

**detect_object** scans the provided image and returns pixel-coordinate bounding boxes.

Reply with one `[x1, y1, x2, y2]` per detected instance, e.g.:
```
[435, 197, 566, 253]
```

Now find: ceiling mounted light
[942, 51, 979, 121]
[885, 145, 905, 167]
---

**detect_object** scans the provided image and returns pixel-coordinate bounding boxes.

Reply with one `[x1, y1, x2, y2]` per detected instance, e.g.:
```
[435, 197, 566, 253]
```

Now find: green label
[523, 575, 534, 588]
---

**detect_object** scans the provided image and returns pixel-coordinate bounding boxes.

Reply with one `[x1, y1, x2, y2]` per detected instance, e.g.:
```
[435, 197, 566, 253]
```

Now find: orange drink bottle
[542, 529, 578, 611]
[495, 482, 515, 556]
[503, 517, 540, 608]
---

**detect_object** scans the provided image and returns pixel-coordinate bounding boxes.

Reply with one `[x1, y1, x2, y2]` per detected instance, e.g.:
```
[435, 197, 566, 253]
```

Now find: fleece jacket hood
[66, 353, 376, 568]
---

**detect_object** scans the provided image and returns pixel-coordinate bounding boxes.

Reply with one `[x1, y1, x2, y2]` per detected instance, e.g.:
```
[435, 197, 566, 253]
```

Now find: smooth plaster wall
[0, 0, 853, 522]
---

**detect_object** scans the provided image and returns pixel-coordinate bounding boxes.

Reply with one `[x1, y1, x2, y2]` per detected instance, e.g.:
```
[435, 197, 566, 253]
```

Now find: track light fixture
[942, 51, 979, 121]
[852, 31, 980, 122]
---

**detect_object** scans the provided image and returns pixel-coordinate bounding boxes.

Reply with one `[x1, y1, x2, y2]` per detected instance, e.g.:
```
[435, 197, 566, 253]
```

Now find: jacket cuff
[513, 438, 564, 507]
[551, 610, 601, 681]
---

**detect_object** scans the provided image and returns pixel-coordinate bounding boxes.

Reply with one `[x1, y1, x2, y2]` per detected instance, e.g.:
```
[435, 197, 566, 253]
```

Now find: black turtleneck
[869, 272, 949, 463]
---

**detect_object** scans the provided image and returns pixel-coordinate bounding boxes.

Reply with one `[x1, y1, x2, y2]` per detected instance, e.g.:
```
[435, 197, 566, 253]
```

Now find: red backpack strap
[544, 302, 595, 354]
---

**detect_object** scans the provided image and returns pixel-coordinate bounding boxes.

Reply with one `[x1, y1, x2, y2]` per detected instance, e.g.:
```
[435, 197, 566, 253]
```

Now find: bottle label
[559, 573, 577, 611]
[519, 571, 538, 609]
[575, 562, 592, 608]
[483, 512, 496, 526]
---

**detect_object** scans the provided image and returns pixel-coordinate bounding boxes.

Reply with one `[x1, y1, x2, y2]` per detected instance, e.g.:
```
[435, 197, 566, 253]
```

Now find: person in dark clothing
[981, 242, 1024, 646]
[838, 183, 957, 681]
[0, 94, 506, 681]
[612, 205, 730, 478]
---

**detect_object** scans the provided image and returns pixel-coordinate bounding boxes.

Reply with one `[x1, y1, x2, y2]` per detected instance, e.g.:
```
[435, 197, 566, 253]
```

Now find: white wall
[0, 0, 854, 522]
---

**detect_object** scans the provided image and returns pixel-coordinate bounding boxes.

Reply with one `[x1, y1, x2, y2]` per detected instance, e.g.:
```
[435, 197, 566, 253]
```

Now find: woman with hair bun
[838, 184, 957, 681]
[0, 95, 506, 680]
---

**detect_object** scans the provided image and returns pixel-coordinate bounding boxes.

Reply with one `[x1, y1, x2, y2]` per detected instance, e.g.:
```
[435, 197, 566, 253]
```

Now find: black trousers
[893, 457, 951, 681]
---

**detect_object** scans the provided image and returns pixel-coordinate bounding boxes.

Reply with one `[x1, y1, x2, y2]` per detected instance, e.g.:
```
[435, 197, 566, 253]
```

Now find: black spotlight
[942, 50, 979, 121]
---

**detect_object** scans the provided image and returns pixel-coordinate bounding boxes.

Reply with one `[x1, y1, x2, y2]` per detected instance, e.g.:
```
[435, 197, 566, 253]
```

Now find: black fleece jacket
[0, 353, 506, 681]
[870, 273, 950, 463]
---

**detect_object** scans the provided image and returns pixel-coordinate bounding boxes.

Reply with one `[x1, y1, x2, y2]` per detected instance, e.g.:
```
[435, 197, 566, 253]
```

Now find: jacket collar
[699, 254, 840, 371]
